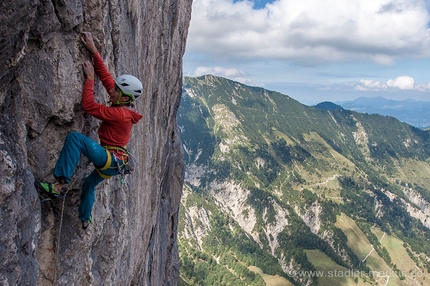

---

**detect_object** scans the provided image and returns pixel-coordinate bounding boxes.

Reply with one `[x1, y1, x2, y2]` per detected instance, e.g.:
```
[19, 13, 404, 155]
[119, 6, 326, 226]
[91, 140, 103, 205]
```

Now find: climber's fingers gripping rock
[81, 32, 98, 55]
[82, 61, 95, 81]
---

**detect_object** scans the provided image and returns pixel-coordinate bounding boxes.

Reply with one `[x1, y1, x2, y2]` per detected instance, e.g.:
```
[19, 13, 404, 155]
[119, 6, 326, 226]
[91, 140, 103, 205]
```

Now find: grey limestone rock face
[0, 0, 191, 284]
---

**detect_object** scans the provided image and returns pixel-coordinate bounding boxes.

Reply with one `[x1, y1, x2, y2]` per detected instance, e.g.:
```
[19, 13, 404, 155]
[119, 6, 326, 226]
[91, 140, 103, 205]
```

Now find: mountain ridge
[334, 96, 430, 128]
[178, 74, 430, 286]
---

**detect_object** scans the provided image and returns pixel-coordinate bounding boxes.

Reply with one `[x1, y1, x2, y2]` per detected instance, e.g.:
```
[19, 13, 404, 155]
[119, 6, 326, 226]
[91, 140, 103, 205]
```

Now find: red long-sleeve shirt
[81, 53, 142, 147]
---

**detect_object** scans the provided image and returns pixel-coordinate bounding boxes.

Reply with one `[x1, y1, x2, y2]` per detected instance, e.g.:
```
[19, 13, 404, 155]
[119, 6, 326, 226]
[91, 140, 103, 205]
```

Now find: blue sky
[183, 0, 430, 105]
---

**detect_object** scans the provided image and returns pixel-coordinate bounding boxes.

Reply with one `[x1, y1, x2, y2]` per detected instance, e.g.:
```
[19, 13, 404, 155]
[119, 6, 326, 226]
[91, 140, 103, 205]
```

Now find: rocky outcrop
[0, 0, 191, 285]
[383, 188, 430, 229]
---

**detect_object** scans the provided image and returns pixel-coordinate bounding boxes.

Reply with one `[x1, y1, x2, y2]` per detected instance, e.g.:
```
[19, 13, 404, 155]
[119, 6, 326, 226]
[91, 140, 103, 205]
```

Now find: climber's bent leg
[53, 131, 107, 183]
[78, 156, 120, 222]
[78, 170, 105, 222]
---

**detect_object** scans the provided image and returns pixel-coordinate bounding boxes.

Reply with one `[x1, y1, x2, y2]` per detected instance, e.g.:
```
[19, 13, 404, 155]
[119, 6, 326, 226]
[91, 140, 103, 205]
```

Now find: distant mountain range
[329, 96, 430, 129]
[178, 75, 430, 286]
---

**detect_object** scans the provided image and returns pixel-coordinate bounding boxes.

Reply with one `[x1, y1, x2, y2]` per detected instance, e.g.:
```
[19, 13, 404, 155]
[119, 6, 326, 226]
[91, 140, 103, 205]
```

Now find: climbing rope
[54, 178, 77, 282]
[57, 188, 71, 250]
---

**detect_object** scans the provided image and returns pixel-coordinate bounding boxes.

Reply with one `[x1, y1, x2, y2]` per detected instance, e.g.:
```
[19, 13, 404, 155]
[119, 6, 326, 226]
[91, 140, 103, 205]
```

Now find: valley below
[177, 75, 430, 286]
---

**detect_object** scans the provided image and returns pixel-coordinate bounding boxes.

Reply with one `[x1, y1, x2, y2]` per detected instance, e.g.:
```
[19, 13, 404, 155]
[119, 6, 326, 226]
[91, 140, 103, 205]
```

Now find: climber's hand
[81, 32, 98, 54]
[82, 61, 95, 80]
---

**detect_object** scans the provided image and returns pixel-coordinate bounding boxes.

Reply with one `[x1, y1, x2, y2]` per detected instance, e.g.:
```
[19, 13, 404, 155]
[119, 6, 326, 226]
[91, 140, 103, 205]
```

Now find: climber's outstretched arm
[81, 32, 115, 91]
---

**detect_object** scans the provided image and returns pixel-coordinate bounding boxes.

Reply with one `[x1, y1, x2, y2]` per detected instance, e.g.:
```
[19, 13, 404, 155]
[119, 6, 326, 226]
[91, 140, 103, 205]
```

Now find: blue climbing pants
[53, 131, 120, 221]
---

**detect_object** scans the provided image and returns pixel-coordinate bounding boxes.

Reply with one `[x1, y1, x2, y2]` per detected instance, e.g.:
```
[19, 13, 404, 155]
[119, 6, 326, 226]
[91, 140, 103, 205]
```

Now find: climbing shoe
[34, 180, 61, 197]
[82, 215, 92, 230]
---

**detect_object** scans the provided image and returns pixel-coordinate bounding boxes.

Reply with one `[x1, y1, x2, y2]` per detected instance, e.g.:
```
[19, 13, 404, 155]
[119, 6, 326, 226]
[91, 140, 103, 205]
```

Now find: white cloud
[353, 76, 430, 91]
[387, 76, 415, 90]
[187, 0, 430, 64]
[356, 79, 388, 90]
[194, 66, 247, 77]
[416, 82, 430, 91]
[192, 65, 265, 86]
[371, 55, 395, 66]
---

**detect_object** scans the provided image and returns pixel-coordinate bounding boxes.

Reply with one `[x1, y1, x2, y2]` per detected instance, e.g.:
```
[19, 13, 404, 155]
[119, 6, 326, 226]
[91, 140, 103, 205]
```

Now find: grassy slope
[248, 266, 293, 286]
[371, 227, 430, 285]
[178, 75, 430, 285]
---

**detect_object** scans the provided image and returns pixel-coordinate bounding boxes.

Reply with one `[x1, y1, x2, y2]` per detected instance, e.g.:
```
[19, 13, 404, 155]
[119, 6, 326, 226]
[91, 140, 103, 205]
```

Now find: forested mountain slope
[178, 75, 430, 286]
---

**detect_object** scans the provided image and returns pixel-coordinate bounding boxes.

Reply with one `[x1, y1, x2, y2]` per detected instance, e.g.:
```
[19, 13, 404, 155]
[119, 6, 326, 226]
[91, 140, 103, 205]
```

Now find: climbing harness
[95, 145, 136, 183]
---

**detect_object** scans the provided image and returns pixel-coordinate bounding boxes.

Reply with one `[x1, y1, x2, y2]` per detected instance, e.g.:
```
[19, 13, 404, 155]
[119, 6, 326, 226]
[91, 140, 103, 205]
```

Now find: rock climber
[35, 32, 143, 229]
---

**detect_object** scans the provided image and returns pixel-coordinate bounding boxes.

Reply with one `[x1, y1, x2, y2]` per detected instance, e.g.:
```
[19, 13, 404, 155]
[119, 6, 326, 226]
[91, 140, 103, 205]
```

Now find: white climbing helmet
[114, 74, 143, 102]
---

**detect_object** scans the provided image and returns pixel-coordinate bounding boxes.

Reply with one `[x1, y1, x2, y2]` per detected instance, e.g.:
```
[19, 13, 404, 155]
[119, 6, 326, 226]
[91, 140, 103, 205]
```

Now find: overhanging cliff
[0, 0, 191, 284]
